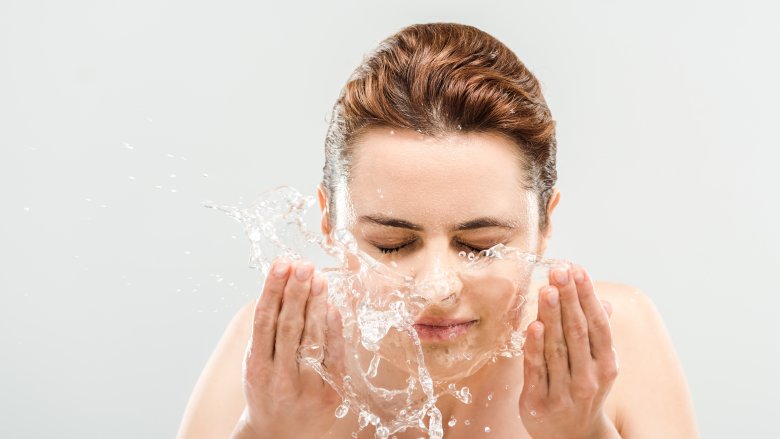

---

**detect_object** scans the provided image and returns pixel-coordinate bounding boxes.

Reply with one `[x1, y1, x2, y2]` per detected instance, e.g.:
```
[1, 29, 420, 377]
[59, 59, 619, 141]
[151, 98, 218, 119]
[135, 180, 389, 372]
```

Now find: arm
[175, 300, 254, 439]
[176, 259, 344, 439]
[602, 283, 700, 438]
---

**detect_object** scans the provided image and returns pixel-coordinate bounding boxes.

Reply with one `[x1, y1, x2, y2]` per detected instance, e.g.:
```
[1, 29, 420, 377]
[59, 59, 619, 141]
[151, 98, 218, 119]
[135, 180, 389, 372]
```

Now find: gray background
[1, 0, 778, 437]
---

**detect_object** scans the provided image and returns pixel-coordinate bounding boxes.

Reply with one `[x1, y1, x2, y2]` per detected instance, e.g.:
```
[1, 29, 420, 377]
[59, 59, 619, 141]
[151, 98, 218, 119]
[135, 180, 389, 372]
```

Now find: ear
[316, 182, 332, 240]
[537, 187, 560, 255]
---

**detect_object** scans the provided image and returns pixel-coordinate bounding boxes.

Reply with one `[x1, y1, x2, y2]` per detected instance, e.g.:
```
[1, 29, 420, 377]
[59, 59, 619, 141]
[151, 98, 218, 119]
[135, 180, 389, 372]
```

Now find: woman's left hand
[519, 264, 621, 439]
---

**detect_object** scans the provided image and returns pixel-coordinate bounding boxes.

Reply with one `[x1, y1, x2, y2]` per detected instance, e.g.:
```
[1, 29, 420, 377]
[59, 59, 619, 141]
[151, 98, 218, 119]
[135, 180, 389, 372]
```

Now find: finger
[324, 304, 346, 379]
[601, 300, 613, 318]
[299, 272, 329, 387]
[538, 283, 570, 396]
[275, 260, 315, 374]
[250, 257, 291, 363]
[522, 321, 548, 399]
[554, 265, 591, 380]
[572, 266, 614, 363]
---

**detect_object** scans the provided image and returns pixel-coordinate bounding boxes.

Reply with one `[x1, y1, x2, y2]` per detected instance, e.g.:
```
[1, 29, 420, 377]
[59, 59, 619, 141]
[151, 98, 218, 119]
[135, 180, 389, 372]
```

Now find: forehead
[347, 127, 534, 226]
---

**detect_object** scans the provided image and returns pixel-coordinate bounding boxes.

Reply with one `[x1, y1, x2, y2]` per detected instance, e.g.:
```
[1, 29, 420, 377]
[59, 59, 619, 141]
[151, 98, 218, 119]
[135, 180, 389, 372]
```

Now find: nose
[410, 244, 464, 306]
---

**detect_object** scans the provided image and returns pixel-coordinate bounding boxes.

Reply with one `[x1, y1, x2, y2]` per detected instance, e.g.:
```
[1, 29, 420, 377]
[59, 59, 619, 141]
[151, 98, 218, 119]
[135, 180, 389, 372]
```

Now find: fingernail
[573, 267, 585, 284]
[311, 273, 324, 295]
[547, 287, 559, 306]
[272, 259, 289, 278]
[295, 261, 314, 281]
[553, 267, 568, 285]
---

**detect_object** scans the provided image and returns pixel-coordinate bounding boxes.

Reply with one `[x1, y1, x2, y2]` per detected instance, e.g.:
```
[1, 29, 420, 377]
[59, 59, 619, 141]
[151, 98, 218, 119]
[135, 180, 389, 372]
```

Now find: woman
[176, 23, 699, 438]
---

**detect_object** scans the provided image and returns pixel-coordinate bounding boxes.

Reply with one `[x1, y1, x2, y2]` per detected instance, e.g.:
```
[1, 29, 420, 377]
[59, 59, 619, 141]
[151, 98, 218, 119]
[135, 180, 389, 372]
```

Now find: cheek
[463, 275, 521, 322]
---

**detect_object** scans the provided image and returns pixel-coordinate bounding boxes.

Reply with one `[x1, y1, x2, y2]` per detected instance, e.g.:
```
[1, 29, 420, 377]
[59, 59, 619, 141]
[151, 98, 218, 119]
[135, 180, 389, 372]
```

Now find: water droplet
[335, 402, 349, 418]
[202, 173, 209, 178]
[464, 419, 471, 426]
[169, 174, 176, 178]
[367, 354, 381, 378]
[448, 418, 457, 427]
[456, 124, 462, 130]
[358, 410, 370, 428]
[184, 251, 191, 255]
[530, 410, 537, 417]
[128, 176, 135, 180]
[487, 392, 493, 401]
[23, 207, 30, 212]
[484, 426, 491, 433]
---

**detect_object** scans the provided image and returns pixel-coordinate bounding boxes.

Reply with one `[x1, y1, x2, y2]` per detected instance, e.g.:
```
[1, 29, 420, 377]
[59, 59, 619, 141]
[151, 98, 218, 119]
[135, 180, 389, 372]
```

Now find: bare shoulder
[175, 299, 256, 439]
[592, 280, 700, 439]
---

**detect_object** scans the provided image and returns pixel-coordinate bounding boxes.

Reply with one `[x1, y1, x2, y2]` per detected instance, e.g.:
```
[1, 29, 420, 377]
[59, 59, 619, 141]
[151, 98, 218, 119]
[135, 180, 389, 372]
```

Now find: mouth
[412, 318, 478, 343]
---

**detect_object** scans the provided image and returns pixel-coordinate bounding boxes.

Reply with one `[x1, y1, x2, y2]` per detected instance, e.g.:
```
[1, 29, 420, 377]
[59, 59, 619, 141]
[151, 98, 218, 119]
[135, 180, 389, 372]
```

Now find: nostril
[439, 293, 457, 306]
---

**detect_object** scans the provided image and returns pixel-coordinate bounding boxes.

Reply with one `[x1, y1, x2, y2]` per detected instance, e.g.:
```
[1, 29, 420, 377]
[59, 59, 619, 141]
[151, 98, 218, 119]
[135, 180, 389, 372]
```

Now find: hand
[232, 258, 345, 439]
[519, 264, 621, 439]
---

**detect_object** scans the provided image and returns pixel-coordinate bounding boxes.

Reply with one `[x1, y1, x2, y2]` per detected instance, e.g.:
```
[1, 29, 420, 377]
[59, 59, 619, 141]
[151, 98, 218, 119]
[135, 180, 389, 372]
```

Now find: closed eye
[457, 242, 491, 254]
[376, 241, 413, 254]
[375, 240, 490, 255]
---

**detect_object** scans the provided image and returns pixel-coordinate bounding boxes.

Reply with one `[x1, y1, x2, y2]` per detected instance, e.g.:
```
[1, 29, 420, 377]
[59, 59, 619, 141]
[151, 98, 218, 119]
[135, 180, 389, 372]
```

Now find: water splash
[205, 186, 570, 438]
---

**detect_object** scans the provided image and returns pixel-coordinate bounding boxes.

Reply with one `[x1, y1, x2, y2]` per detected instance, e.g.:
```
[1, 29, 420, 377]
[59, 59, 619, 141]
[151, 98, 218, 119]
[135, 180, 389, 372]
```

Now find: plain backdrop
[2, 1, 778, 437]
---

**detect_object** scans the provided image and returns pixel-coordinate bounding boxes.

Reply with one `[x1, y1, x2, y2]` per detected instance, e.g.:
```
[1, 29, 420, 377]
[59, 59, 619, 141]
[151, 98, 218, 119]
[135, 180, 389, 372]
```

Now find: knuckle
[591, 315, 610, 332]
[599, 362, 619, 381]
[519, 393, 540, 412]
[262, 280, 285, 297]
[547, 394, 571, 412]
[270, 375, 298, 397]
[529, 352, 545, 368]
[571, 379, 599, 400]
[244, 362, 273, 386]
[253, 310, 275, 330]
[547, 341, 568, 360]
[563, 320, 588, 341]
[277, 319, 302, 338]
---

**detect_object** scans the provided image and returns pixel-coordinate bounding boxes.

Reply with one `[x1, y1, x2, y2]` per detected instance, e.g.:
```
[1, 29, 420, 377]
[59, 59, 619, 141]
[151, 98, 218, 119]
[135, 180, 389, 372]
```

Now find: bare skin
[176, 128, 699, 438]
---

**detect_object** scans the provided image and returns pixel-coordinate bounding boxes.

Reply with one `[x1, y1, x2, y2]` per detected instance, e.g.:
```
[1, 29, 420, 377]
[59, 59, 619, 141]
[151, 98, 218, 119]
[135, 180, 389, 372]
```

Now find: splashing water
[205, 186, 571, 438]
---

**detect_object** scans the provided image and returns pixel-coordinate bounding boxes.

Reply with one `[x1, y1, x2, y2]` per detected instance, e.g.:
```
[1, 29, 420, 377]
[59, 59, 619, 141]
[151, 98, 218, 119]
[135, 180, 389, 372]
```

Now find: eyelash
[376, 240, 488, 255]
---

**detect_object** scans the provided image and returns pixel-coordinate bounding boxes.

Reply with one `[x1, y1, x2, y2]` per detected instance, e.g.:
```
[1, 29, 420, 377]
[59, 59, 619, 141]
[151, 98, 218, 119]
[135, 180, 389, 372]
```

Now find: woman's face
[320, 126, 557, 378]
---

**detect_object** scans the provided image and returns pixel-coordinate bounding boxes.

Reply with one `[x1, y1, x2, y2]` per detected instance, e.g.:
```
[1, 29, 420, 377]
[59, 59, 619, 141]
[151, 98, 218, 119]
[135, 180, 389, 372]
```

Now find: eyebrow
[358, 214, 518, 232]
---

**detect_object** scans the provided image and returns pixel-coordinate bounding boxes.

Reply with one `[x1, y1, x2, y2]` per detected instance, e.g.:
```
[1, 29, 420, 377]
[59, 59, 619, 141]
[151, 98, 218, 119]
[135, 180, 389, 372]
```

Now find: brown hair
[322, 22, 557, 232]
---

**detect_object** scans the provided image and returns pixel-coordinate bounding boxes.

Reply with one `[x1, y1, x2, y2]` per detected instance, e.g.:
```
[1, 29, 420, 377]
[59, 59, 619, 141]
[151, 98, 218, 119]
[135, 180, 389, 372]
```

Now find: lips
[412, 318, 477, 342]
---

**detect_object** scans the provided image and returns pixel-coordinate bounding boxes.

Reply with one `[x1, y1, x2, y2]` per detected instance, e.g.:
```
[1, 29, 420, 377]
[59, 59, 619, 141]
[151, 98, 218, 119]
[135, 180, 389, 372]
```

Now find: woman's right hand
[231, 258, 345, 439]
